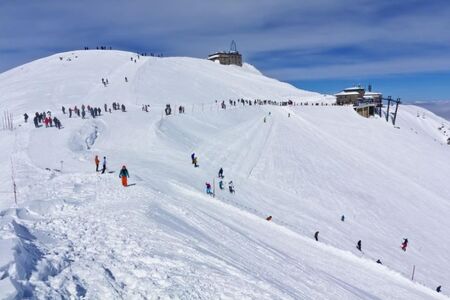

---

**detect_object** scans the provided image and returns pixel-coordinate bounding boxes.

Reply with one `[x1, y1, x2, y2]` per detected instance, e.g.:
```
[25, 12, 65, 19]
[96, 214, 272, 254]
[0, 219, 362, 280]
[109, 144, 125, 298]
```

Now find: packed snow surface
[0, 50, 449, 299]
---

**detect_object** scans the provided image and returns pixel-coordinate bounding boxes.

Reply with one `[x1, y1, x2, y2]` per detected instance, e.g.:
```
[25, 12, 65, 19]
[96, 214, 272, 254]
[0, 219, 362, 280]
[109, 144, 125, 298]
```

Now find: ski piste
[0, 50, 449, 299]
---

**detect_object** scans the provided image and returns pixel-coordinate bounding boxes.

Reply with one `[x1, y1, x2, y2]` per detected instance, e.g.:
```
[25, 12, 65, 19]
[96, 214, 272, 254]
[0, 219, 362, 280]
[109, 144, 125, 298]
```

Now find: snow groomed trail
[0, 50, 450, 299]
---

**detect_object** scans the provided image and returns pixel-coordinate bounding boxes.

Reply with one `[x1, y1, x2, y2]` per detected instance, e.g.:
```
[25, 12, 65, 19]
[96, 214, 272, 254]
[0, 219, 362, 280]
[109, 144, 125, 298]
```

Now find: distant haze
[413, 101, 450, 121]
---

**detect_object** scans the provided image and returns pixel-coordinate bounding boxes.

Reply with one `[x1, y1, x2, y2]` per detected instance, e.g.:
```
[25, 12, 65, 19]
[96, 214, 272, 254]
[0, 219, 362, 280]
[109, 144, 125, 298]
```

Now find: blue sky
[1, 0, 450, 101]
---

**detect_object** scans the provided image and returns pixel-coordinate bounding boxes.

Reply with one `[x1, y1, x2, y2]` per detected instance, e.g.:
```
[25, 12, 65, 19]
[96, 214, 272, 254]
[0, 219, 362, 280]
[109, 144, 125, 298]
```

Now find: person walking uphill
[119, 166, 129, 187]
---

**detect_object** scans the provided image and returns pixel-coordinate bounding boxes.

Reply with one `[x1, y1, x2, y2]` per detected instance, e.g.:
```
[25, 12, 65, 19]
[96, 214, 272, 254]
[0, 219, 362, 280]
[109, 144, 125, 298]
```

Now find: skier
[191, 153, 195, 164]
[24, 113, 28, 123]
[401, 238, 408, 251]
[95, 155, 100, 172]
[266, 216, 272, 221]
[218, 168, 224, 178]
[119, 165, 129, 187]
[101, 156, 107, 174]
[125, 76, 128, 82]
[69, 108, 72, 118]
[356, 240, 362, 251]
[205, 182, 212, 195]
[376, 259, 382, 264]
[33, 116, 39, 128]
[219, 180, 224, 190]
[314, 231, 319, 241]
[62, 106, 66, 114]
[341, 215, 345, 222]
[228, 181, 235, 194]
[436, 286, 442, 293]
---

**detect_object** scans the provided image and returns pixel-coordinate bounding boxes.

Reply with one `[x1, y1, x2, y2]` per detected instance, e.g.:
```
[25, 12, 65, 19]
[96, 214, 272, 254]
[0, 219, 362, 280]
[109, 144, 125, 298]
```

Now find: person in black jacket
[119, 165, 129, 187]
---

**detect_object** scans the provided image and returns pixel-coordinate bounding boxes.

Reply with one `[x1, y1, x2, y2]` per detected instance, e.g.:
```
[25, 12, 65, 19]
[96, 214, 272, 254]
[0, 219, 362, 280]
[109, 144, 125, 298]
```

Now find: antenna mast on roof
[230, 40, 238, 53]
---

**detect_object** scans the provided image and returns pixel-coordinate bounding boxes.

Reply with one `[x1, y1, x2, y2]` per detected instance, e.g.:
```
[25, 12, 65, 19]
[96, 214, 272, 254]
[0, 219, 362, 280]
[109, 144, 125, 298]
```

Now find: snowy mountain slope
[0, 50, 449, 299]
[0, 50, 331, 113]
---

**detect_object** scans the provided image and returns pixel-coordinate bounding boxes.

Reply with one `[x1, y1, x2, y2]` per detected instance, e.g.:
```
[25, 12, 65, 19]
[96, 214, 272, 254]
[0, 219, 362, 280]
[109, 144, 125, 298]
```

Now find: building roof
[344, 86, 364, 91]
[208, 52, 241, 59]
[335, 91, 360, 96]
[364, 92, 382, 96]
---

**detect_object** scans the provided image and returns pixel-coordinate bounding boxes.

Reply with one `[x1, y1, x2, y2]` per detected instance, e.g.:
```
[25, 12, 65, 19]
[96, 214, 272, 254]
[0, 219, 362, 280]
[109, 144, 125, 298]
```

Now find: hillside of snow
[0, 50, 449, 299]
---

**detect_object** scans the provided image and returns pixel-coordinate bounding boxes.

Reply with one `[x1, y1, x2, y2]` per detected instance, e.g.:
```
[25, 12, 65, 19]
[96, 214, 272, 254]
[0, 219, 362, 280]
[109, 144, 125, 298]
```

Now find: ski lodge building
[335, 86, 383, 118]
[207, 41, 243, 67]
[208, 51, 242, 66]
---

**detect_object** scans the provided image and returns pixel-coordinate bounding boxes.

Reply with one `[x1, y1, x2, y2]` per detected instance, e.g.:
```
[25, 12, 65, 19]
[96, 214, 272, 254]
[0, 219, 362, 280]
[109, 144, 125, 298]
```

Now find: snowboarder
[95, 155, 100, 172]
[228, 181, 235, 194]
[356, 240, 362, 251]
[24, 113, 28, 123]
[401, 238, 408, 251]
[314, 231, 319, 241]
[205, 182, 212, 195]
[219, 180, 224, 190]
[218, 168, 224, 178]
[101, 156, 107, 174]
[119, 165, 129, 187]
[436, 286, 442, 293]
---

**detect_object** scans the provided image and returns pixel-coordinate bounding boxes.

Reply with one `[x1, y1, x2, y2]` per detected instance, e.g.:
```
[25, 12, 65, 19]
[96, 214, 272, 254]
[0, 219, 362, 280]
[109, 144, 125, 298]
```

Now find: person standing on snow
[314, 231, 319, 241]
[101, 156, 107, 174]
[119, 165, 129, 187]
[356, 240, 362, 251]
[24, 113, 29, 123]
[401, 238, 408, 251]
[228, 181, 235, 194]
[218, 168, 224, 178]
[205, 182, 212, 195]
[193, 157, 198, 168]
[95, 155, 100, 172]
